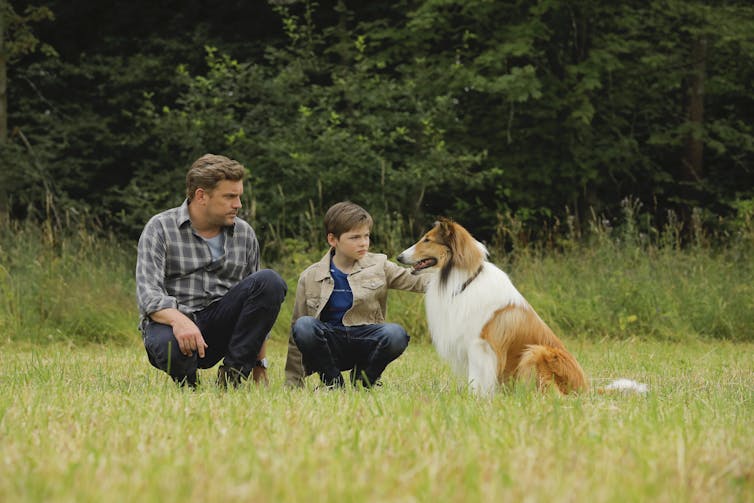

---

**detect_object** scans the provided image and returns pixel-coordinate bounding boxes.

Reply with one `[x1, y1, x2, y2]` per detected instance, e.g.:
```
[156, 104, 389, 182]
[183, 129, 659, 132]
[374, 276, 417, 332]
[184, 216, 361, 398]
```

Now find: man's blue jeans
[292, 316, 409, 386]
[143, 269, 287, 385]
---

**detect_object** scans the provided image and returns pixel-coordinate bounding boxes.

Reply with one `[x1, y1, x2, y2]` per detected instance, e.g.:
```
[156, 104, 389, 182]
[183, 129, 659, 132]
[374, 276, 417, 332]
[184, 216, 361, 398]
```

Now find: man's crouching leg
[211, 269, 287, 387]
[143, 322, 199, 388]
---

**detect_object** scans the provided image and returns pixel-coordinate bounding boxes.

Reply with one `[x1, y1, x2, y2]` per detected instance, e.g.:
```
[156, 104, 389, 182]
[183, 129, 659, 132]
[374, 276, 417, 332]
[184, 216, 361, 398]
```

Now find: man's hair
[186, 154, 246, 201]
[324, 201, 373, 238]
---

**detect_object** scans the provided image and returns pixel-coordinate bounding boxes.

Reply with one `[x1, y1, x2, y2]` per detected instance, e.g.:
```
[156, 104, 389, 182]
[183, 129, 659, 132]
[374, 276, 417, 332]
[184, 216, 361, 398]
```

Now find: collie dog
[398, 218, 588, 396]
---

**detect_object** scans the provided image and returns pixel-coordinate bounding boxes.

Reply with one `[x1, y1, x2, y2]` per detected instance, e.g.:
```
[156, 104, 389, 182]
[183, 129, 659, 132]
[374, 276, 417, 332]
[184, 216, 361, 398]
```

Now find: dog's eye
[423, 238, 430, 243]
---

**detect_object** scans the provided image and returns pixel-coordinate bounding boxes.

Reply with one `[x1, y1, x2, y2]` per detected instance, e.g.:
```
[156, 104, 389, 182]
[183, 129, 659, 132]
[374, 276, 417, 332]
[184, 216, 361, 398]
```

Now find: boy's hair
[186, 154, 246, 201]
[324, 201, 373, 238]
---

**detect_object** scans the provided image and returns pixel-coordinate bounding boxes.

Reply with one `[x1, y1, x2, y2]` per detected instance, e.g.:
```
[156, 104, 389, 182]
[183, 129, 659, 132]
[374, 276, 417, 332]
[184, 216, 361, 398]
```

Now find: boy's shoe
[355, 377, 383, 390]
[349, 367, 363, 386]
[350, 368, 382, 389]
[320, 372, 345, 390]
[217, 365, 246, 389]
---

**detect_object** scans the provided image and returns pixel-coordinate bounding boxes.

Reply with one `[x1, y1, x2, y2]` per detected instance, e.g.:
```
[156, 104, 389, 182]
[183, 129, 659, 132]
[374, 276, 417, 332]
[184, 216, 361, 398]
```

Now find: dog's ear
[436, 217, 454, 239]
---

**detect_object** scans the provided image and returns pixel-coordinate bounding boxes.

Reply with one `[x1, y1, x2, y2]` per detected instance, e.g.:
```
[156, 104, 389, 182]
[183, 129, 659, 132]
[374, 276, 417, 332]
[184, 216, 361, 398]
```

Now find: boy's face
[328, 224, 371, 262]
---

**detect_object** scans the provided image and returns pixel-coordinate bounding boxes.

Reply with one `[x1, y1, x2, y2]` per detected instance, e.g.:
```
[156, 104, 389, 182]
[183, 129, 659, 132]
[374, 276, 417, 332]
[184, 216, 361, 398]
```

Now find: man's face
[198, 179, 244, 227]
[328, 224, 371, 262]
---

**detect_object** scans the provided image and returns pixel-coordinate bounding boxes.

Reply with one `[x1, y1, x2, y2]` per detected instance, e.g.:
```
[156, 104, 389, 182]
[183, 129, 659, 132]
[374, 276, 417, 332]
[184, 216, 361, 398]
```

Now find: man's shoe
[217, 365, 246, 389]
[172, 373, 198, 390]
[251, 366, 269, 386]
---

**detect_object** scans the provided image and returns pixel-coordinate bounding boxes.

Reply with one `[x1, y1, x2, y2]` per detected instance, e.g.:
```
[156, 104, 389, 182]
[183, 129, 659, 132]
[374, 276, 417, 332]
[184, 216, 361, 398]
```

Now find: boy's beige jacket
[284, 249, 429, 386]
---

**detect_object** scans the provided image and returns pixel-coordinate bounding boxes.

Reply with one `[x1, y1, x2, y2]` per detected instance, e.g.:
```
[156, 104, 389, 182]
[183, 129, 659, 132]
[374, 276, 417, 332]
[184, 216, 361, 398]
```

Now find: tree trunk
[0, 3, 7, 218]
[0, 2, 7, 145]
[679, 36, 706, 227]
[684, 36, 705, 179]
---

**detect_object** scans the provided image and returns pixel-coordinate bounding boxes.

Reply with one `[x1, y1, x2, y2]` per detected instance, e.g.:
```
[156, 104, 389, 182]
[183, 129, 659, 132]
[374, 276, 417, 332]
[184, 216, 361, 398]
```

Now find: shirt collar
[175, 199, 236, 235]
[176, 200, 192, 228]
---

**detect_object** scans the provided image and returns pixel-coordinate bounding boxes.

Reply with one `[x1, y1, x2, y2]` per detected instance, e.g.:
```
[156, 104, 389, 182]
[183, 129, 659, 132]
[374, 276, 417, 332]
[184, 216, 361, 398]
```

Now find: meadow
[0, 207, 753, 502]
[1, 338, 752, 502]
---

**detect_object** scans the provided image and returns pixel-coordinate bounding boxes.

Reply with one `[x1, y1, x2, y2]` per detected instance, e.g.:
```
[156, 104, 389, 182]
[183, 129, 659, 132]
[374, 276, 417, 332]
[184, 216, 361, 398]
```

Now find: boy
[284, 201, 429, 388]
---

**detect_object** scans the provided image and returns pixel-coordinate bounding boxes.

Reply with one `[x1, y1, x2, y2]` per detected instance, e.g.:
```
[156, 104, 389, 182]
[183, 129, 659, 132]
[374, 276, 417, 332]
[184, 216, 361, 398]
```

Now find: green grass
[0, 222, 137, 345]
[1, 210, 753, 501]
[512, 242, 754, 341]
[1, 337, 752, 502]
[3, 208, 754, 345]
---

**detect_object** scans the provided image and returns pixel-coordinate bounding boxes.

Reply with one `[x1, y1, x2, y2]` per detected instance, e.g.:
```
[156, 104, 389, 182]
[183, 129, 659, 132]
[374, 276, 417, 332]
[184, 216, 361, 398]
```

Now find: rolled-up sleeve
[385, 259, 430, 292]
[135, 218, 178, 318]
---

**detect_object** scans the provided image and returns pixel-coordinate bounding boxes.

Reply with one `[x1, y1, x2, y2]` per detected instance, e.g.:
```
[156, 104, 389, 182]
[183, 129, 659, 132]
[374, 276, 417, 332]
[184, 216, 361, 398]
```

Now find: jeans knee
[292, 316, 318, 348]
[144, 328, 196, 378]
[255, 269, 287, 301]
[382, 324, 409, 355]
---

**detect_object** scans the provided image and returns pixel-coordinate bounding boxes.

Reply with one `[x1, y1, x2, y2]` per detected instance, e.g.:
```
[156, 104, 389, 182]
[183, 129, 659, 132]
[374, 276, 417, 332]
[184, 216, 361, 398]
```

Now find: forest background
[1, 0, 754, 345]
[2, 0, 753, 247]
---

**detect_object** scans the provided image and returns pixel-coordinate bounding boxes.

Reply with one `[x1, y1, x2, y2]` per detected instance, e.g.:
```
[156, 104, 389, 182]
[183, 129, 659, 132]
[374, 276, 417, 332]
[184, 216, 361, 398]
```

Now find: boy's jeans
[292, 316, 409, 385]
[143, 269, 287, 385]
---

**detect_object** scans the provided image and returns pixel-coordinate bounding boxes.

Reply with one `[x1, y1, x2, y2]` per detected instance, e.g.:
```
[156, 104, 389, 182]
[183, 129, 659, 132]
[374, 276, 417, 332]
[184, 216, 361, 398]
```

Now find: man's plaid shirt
[135, 200, 259, 333]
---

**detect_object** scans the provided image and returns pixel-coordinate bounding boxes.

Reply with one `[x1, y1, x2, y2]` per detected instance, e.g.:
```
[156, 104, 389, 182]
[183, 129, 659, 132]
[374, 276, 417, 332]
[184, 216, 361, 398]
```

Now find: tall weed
[2, 197, 753, 345]
[0, 217, 137, 345]
[508, 199, 754, 341]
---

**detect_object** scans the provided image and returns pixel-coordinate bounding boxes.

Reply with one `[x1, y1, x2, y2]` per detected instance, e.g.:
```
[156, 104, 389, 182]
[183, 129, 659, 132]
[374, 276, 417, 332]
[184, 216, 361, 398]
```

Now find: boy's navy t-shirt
[320, 256, 353, 325]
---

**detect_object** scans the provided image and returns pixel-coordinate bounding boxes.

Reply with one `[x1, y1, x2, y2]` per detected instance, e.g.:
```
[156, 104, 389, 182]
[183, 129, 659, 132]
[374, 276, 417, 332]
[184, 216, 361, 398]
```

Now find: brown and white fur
[398, 218, 588, 397]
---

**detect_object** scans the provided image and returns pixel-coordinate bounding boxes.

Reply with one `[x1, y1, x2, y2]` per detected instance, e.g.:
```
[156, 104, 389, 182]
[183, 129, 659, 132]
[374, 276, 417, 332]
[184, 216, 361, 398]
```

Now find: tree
[0, 1, 54, 219]
[5, 0, 754, 246]
[0, 1, 53, 143]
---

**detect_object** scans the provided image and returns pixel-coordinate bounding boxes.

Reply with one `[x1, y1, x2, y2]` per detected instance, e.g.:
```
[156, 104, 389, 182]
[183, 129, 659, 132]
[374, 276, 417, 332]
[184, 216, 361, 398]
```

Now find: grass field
[1, 209, 753, 501]
[1, 337, 752, 503]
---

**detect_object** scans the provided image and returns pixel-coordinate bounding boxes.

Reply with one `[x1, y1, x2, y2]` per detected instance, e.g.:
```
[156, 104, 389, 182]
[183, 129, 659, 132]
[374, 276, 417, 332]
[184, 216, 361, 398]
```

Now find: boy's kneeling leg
[360, 323, 409, 387]
[292, 317, 342, 386]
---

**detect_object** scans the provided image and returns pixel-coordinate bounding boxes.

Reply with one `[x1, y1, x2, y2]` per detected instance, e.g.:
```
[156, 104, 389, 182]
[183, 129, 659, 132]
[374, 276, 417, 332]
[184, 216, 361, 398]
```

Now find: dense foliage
[2, 0, 754, 251]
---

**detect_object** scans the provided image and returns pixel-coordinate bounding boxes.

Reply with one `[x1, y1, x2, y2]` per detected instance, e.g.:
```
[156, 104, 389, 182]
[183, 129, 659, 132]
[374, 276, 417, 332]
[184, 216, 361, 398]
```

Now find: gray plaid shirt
[135, 200, 259, 332]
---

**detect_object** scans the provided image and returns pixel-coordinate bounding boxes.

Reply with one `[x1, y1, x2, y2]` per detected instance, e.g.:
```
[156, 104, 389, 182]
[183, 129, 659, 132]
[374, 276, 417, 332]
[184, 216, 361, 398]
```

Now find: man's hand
[150, 308, 208, 358]
[172, 316, 208, 357]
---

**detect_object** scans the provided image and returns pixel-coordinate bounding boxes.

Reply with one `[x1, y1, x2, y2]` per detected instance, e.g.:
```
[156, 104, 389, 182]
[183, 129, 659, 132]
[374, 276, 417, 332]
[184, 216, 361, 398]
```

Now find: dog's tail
[596, 378, 649, 394]
[515, 344, 589, 394]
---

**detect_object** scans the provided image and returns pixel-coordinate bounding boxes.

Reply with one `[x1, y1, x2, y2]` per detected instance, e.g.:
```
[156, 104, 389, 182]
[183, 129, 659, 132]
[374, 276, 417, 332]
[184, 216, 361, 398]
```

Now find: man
[136, 153, 287, 388]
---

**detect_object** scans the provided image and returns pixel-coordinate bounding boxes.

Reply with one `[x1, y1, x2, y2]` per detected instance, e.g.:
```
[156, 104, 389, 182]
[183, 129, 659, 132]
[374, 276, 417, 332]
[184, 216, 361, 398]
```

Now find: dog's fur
[398, 218, 588, 396]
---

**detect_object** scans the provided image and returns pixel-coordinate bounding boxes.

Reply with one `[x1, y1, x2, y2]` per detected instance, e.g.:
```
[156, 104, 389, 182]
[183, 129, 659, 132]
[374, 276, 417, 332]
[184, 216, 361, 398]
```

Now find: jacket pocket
[305, 298, 320, 313]
[362, 279, 385, 290]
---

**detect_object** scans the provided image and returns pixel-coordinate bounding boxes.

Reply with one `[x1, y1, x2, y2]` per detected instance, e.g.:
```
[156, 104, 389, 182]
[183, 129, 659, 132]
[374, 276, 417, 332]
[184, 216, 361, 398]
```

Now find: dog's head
[397, 218, 486, 278]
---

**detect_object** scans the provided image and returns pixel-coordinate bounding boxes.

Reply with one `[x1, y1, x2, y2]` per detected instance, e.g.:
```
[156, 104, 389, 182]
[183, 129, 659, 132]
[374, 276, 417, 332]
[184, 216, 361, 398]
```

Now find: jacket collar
[314, 248, 377, 280]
